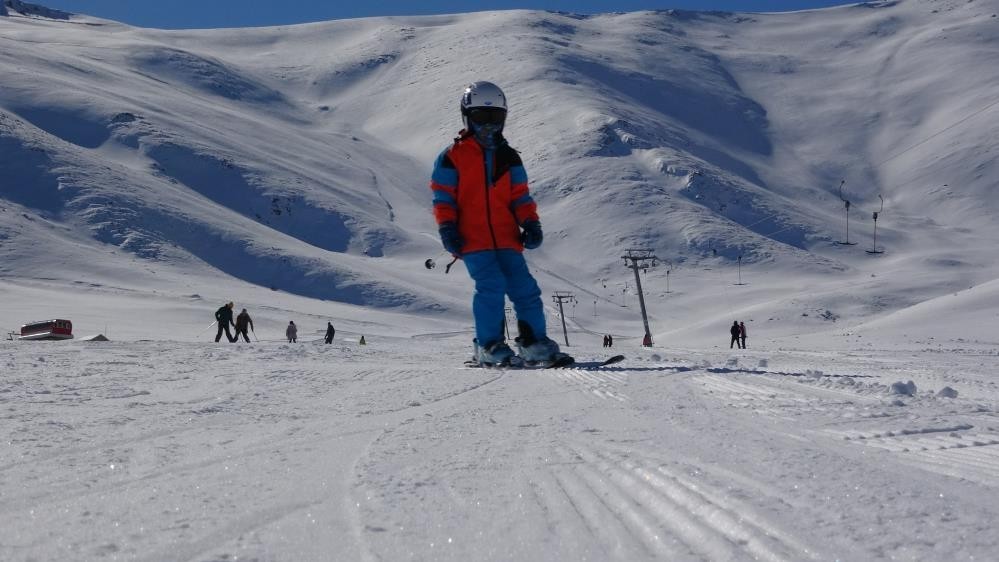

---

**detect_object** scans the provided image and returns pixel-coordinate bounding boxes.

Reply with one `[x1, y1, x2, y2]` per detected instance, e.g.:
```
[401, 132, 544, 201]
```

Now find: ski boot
[516, 336, 574, 368]
[476, 340, 521, 368]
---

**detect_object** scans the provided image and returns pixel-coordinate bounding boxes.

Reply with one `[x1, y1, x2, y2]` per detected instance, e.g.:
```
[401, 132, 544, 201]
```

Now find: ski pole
[199, 320, 218, 336]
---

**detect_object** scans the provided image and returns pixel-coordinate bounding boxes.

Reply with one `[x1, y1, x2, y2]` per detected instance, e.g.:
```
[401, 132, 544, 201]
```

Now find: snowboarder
[739, 321, 747, 349]
[430, 81, 569, 366]
[730, 321, 741, 349]
[214, 302, 236, 343]
[324, 321, 335, 344]
[286, 321, 297, 343]
[235, 308, 254, 343]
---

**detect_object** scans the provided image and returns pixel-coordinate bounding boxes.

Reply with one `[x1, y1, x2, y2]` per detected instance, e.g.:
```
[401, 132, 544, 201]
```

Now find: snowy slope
[3, 337, 999, 561]
[4, 1, 999, 560]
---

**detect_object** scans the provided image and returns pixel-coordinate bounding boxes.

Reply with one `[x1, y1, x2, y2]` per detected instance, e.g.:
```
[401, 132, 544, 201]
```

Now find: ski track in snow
[829, 427, 999, 487]
[547, 367, 631, 403]
[5, 339, 996, 560]
[538, 443, 818, 561]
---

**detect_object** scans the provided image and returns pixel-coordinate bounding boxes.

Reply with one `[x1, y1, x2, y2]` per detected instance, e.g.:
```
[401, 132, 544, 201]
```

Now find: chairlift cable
[872, 97, 999, 169]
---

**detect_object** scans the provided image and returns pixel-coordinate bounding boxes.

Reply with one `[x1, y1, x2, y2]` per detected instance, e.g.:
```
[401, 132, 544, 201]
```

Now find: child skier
[430, 81, 570, 367]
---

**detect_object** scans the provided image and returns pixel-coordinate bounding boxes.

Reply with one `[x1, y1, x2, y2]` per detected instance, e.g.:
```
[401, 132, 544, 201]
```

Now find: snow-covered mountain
[2, 0, 998, 344]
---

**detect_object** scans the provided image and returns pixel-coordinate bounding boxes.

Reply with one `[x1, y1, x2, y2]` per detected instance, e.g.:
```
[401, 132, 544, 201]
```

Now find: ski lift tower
[622, 249, 658, 345]
[836, 179, 857, 245]
[866, 195, 885, 255]
[551, 291, 576, 346]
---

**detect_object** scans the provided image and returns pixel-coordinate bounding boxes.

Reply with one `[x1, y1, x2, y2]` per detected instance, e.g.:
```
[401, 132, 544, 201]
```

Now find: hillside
[2, 0, 998, 345]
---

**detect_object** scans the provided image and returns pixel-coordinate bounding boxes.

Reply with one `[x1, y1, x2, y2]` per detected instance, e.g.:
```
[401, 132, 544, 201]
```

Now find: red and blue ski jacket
[430, 132, 539, 254]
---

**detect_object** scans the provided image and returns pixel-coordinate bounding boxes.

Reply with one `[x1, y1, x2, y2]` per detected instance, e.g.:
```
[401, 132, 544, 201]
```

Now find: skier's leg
[463, 251, 507, 347]
[215, 324, 224, 342]
[495, 250, 545, 343]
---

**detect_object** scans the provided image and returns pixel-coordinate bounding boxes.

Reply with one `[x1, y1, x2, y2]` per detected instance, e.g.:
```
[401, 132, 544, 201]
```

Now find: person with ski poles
[235, 308, 254, 343]
[429, 81, 570, 367]
[286, 321, 298, 343]
[214, 302, 237, 343]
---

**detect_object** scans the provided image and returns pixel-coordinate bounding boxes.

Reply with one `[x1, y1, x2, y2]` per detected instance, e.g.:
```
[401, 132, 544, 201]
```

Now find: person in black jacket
[235, 308, 254, 343]
[324, 321, 335, 344]
[215, 302, 236, 342]
[730, 321, 741, 349]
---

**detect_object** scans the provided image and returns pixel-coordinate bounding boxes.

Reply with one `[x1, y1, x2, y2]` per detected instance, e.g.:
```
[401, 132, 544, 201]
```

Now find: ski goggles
[466, 107, 507, 126]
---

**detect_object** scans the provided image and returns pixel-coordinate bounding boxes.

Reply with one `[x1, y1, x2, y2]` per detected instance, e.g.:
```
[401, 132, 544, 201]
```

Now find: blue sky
[38, 1, 852, 29]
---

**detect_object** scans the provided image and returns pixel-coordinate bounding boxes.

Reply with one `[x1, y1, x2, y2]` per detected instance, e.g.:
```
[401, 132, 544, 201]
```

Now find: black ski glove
[439, 222, 464, 255]
[521, 220, 543, 249]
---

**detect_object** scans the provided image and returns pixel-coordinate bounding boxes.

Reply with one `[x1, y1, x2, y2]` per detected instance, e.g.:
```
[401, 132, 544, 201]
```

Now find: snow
[3, 0, 999, 559]
[4, 339, 999, 560]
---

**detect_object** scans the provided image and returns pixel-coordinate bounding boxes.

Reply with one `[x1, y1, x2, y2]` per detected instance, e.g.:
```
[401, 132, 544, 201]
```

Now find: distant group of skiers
[602, 334, 614, 347]
[730, 321, 748, 349]
[214, 302, 252, 343]
[212, 302, 336, 344]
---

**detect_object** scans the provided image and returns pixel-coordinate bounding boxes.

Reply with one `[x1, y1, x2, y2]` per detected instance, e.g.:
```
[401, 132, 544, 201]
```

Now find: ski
[464, 354, 624, 370]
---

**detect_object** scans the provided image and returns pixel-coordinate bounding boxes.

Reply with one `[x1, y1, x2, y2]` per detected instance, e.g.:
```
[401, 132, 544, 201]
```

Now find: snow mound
[78, 334, 110, 341]
[889, 380, 918, 396]
[936, 386, 958, 399]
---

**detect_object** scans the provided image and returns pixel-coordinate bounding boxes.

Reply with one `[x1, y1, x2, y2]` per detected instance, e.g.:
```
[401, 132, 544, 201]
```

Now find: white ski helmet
[461, 81, 507, 129]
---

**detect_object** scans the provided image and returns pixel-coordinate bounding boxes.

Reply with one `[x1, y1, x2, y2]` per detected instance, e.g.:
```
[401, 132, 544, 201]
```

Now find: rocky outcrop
[2, 1, 73, 20]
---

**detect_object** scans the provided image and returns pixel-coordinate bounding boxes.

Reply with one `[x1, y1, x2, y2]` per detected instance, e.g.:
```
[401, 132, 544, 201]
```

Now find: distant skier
[234, 308, 254, 343]
[286, 321, 297, 343]
[429, 80, 570, 367]
[324, 321, 335, 344]
[642, 333, 652, 347]
[739, 321, 747, 349]
[603, 334, 609, 348]
[730, 321, 741, 349]
[214, 302, 236, 343]
[607, 334, 613, 348]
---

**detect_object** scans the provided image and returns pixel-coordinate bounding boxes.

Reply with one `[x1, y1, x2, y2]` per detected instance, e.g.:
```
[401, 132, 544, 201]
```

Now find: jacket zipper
[483, 146, 499, 249]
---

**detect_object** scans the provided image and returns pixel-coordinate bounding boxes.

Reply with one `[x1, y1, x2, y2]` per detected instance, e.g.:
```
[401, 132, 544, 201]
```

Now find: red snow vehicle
[19, 319, 74, 340]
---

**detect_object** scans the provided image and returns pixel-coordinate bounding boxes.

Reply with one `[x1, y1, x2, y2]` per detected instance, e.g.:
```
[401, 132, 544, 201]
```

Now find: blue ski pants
[462, 249, 547, 347]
